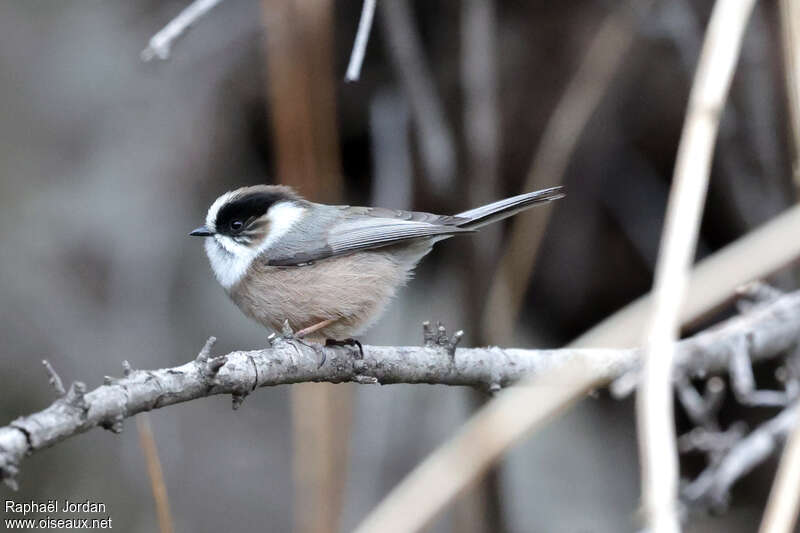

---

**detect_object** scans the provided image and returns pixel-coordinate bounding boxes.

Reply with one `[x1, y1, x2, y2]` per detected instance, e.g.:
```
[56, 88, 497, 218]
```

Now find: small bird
[190, 185, 563, 344]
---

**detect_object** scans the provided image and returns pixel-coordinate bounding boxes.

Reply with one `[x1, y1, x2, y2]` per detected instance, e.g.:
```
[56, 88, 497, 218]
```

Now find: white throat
[204, 202, 306, 290]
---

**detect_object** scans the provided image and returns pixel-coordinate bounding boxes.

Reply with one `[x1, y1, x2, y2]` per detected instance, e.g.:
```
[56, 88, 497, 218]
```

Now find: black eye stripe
[215, 192, 286, 236]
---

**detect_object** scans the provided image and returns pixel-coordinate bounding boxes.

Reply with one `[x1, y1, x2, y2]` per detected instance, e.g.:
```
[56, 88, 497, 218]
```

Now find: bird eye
[230, 220, 244, 232]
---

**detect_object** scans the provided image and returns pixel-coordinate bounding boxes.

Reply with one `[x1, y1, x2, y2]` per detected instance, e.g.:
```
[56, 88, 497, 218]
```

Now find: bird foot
[268, 320, 319, 353]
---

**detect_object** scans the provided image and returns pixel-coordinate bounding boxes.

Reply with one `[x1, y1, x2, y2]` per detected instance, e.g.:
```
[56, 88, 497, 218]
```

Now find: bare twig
[195, 336, 217, 364]
[683, 404, 798, 511]
[678, 423, 746, 457]
[4, 293, 800, 490]
[671, 290, 797, 519]
[729, 342, 792, 407]
[141, 0, 224, 61]
[613, 288, 792, 403]
[379, 0, 456, 193]
[345, 0, 377, 82]
[637, 2, 757, 530]
[675, 376, 725, 430]
[41, 360, 66, 397]
[136, 414, 175, 533]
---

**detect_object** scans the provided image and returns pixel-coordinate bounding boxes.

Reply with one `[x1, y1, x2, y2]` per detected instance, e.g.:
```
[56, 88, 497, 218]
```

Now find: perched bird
[190, 185, 563, 343]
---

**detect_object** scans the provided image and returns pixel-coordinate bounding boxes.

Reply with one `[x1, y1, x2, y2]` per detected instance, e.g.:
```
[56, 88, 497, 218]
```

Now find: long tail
[455, 186, 564, 229]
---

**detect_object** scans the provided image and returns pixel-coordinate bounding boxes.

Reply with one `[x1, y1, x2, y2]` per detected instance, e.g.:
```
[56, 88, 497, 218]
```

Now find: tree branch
[2, 291, 800, 496]
[683, 403, 798, 511]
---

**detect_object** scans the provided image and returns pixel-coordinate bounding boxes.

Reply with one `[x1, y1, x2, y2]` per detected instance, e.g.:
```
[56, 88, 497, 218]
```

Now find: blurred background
[0, 1, 796, 532]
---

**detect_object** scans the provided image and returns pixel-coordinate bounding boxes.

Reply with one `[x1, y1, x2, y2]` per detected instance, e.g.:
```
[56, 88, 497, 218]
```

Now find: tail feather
[455, 186, 564, 229]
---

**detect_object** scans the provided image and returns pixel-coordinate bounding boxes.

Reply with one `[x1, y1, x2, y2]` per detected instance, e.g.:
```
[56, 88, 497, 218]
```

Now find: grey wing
[349, 206, 468, 226]
[266, 206, 472, 266]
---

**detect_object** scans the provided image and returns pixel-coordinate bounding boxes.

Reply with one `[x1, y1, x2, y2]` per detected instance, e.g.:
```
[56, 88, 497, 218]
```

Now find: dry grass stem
[636, 1, 757, 530]
[780, 0, 800, 189]
[757, 3, 800, 532]
[758, 410, 800, 533]
[141, 0, 224, 61]
[345, 0, 377, 82]
[136, 414, 175, 533]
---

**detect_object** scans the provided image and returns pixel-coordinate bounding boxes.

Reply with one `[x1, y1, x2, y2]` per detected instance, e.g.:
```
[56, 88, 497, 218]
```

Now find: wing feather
[267, 213, 472, 266]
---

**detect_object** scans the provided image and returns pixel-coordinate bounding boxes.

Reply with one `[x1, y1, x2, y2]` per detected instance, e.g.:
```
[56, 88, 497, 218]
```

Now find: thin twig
[41, 360, 66, 397]
[141, 0, 225, 61]
[683, 404, 798, 511]
[136, 414, 175, 533]
[345, 0, 377, 82]
[637, 2, 757, 530]
[378, 0, 456, 193]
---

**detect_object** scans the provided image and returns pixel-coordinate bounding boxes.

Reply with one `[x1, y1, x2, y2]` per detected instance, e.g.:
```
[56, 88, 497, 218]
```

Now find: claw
[325, 338, 364, 359]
